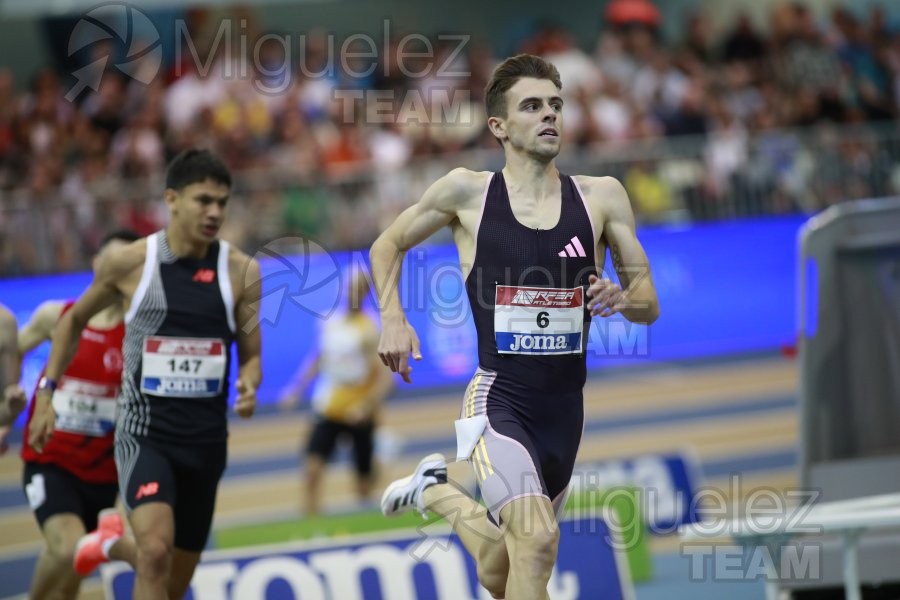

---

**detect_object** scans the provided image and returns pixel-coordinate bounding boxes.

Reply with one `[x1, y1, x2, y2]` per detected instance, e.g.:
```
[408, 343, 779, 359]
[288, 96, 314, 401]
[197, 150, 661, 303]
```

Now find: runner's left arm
[234, 256, 262, 418]
[583, 176, 660, 324]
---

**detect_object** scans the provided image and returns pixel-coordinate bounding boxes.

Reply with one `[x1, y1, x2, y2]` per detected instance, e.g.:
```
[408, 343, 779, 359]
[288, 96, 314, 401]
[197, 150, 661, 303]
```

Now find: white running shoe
[381, 453, 448, 518]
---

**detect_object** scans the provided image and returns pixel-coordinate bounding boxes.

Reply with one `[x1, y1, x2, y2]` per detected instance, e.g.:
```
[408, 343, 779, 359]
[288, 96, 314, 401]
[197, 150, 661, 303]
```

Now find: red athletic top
[21, 303, 125, 484]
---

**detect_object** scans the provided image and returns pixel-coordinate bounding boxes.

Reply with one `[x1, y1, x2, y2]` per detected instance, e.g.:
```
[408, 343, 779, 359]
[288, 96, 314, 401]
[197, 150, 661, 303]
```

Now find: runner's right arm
[28, 248, 139, 452]
[369, 168, 472, 382]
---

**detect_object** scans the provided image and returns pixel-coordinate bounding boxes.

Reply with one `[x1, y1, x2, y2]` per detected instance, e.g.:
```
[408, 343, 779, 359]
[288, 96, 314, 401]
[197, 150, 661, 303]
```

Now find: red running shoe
[74, 508, 124, 576]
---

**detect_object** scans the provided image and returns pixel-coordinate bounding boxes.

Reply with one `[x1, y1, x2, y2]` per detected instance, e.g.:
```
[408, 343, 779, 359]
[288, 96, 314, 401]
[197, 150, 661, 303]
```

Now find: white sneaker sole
[380, 453, 445, 517]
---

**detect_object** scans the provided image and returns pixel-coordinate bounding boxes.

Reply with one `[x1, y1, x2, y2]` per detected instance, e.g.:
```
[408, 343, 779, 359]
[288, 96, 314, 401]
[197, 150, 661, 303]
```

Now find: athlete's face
[165, 178, 230, 243]
[490, 77, 563, 160]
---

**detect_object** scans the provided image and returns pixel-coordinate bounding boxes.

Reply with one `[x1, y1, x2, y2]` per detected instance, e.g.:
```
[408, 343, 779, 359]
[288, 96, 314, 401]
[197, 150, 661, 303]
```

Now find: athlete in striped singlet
[29, 149, 263, 600]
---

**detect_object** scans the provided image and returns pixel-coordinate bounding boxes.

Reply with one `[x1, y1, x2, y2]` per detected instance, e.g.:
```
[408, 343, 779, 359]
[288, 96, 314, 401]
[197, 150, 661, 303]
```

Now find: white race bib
[52, 377, 118, 436]
[494, 285, 584, 355]
[140, 336, 226, 398]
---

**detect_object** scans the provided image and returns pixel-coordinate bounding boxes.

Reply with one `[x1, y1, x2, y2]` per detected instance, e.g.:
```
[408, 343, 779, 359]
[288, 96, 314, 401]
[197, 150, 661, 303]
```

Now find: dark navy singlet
[119, 231, 236, 444]
[465, 171, 597, 393]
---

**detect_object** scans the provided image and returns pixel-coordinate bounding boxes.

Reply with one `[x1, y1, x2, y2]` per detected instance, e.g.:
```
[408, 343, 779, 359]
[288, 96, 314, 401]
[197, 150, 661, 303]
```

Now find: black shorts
[459, 366, 584, 524]
[306, 417, 375, 476]
[22, 461, 118, 531]
[116, 434, 227, 552]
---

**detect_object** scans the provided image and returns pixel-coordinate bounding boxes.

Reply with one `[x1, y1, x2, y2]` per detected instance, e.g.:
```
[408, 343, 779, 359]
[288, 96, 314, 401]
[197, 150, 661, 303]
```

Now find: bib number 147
[168, 358, 202, 374]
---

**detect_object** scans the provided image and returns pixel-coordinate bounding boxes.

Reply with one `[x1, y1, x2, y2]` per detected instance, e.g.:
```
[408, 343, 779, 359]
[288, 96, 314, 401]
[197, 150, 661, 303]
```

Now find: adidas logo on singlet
[558, 236, 587, 258]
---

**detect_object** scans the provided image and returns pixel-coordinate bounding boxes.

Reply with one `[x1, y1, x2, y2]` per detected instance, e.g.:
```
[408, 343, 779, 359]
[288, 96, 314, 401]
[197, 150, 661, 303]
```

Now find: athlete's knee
[46, 536, 78, 565]
[43, 524, 80, 565]
[135, 536, 172, 578]
[508, 522, 559, 574]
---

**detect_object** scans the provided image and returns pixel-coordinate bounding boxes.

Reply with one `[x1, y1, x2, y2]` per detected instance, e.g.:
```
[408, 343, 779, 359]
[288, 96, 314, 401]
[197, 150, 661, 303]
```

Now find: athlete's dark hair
[98, 229, 140, 249]
[484, 54, 562, 120]
[165, 149, 232, 191]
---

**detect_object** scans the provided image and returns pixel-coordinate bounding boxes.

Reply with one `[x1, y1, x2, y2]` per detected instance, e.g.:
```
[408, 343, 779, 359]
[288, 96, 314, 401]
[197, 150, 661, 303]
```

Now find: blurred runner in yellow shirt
[280, 269, 393, 515]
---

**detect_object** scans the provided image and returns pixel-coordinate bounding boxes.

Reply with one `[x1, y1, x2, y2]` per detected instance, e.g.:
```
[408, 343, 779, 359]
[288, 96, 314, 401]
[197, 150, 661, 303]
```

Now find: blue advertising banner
[573, 452, 703, 534]
[102, 517, 633, 600]
[0, 216, 805, 409]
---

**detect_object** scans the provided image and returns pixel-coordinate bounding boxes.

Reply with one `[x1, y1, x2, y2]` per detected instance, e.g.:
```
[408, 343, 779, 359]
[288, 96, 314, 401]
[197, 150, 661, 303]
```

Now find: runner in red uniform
[19, 230, 139, 600]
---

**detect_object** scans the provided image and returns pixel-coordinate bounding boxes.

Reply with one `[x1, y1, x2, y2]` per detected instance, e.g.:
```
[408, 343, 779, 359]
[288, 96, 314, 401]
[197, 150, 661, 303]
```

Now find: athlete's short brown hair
[484, 54, 562, 119]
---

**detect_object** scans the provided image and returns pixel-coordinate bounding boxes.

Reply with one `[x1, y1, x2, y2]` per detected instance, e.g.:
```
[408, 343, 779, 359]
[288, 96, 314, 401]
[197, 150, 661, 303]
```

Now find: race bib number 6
[494, 285, 584, 355]
[141, 336, 226, 397]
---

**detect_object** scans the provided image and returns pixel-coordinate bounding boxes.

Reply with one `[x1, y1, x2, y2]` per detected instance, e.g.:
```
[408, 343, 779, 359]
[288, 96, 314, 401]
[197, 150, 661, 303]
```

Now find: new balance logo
[558, 236, 587, 258]
[192, 268, 215, 283]
[135, 482, 159, 500]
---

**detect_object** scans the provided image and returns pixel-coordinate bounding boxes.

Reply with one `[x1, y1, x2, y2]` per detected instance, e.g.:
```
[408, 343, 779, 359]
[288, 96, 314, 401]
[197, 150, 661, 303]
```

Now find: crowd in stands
[1, 2, 900, 274]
